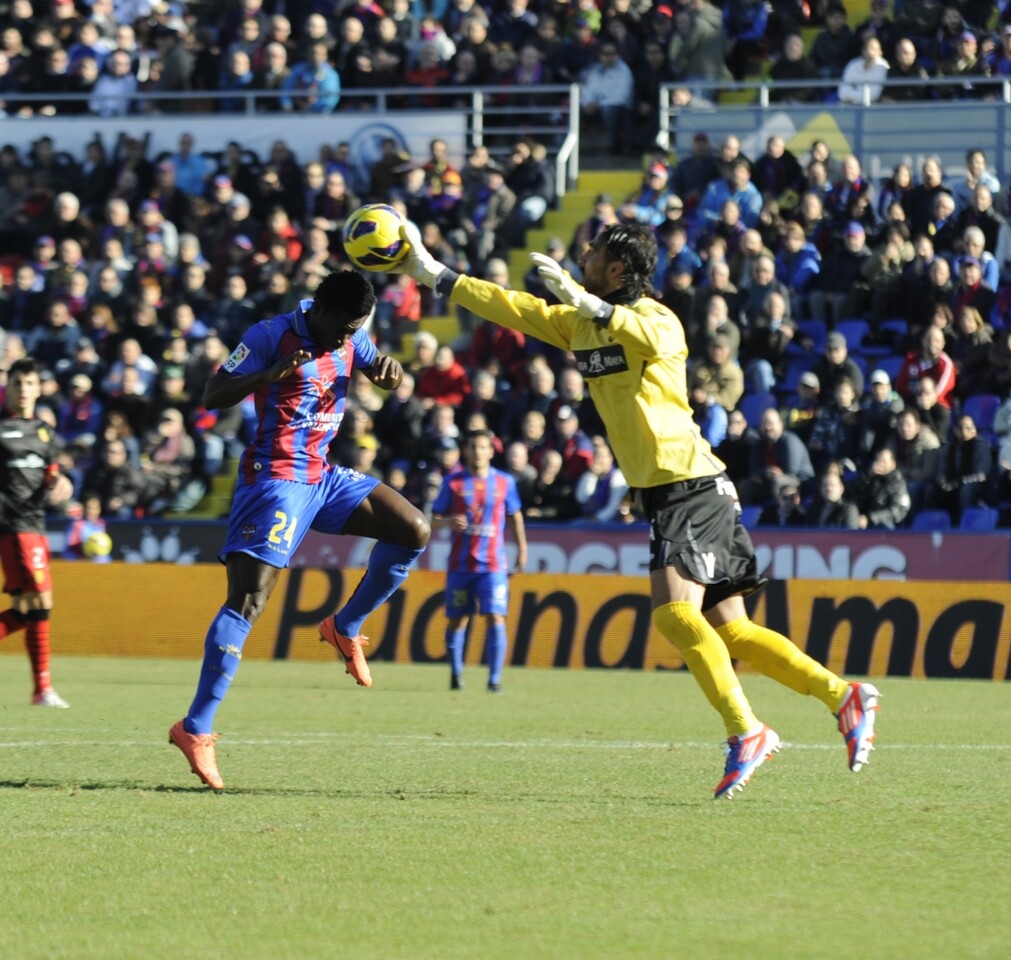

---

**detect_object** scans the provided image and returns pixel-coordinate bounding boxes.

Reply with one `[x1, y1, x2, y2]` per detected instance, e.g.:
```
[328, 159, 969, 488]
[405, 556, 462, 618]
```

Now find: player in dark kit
[169, 270, 430, 790]
[0, 358, 75, 707]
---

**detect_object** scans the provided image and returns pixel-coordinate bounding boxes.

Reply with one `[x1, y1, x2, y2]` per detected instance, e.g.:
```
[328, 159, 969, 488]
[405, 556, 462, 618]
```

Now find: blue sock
[487, 621, 508, 686]
[334, 542, 424, 637]
[185, 606, 252, 735]
[446, 624, 466, 678]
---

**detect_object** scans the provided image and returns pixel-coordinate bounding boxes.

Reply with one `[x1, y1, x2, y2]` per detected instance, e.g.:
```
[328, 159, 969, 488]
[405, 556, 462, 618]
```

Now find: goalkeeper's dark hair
[314, 268, 377, 320]
[598, 223, 658, 303]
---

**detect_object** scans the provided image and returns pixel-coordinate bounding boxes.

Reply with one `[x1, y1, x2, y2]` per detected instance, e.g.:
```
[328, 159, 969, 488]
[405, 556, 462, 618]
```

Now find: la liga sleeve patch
[223, 342, 251, 373]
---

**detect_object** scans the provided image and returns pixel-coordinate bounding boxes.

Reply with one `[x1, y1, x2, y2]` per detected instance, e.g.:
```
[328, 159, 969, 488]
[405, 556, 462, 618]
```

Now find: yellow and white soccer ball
[342, 203, 408, 272]
[82, 531, 113, 558]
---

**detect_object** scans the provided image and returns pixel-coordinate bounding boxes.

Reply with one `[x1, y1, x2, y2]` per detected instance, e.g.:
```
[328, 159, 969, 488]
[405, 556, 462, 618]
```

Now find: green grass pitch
[0, 656, 1008, 960]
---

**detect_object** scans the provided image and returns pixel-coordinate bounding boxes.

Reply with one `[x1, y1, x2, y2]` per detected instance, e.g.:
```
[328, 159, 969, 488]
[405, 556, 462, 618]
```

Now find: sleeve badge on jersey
[223, 342, 250, 373]
[37, 426, 50, 442]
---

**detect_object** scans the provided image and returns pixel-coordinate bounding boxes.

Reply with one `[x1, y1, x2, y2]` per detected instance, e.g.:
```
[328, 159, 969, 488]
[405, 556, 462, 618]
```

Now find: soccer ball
[82, 531, 113, 558]
[342, 203, 408, 272]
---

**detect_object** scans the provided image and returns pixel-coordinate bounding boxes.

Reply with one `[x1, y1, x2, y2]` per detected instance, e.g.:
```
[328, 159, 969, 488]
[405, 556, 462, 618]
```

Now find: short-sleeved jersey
[449, 278, 726, 489]
[222, 299, 378, 485]
[0, 411, 57, 534]
[433, 467, 520, 574]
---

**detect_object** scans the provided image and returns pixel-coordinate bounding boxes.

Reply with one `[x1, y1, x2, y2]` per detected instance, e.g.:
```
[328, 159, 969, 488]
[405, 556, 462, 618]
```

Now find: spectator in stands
[863, 224, 911, 324]
[811, 330, 866, 399]
[953, 254, 996, 321]
[574, 439, 628, 522]
[903, 157, 952, 238]
[752, 135, 805, 200]
[633, 39, 676, 150]
[282, 41, 340, 113]
[580, 42, 634, 155]
[891, 406, 940, 514]
[461, 161, 516, 272]
[504, 139, 554, 244]
[936, 30, 991, 99]
[569, 192, 619, 261]
[82, 439, 146, 519]
[981, 328, 1011, 396]
[713, 407, 754, 486]
[757, 477, 806, 526]
[769, 32, 820, 102]
[742, 255, 790, 328]
[744, 406, 815, 504]
[689, 374, 728, 447]
[858, 368, 904, 460]
[953, 149, 1000, 215]
[852, 446, 911, 528]
[699, 156, 763, 231]
[416, 344, 470, 413]
[548, 404, 595, 481]
[524, 448, 581, 521]
[806, 464, 860, 529]
[897, 326, 957, 410]
[746, 296, 794, 393]
[89, 49, 136, 118]
[25, 299, 80, 371]
[723, 0, 769, 81]
[668, 1, 729, 85]
[838, 35, 890, 103]
[373, 372, 425, 468]
[881, 37, 932, 103]
[826, 154, 876, 229]
[956, 185, 1007, 260]
[808, 375, 861, 473]
[934, 413, 993, 521]
[951, 305, 993, 398]
[691, 332, 744, 413]
[877, 162, 913, 219]
[254, 42, 291, 111]
[808, 222, 872, 327]
[810, 3, 859, 81]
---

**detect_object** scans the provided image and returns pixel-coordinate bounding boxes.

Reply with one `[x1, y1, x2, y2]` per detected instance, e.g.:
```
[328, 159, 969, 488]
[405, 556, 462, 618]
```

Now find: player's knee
[408, 512, 431, 550]
[652, 600, 705, 651]
[233, 591, 271, 623]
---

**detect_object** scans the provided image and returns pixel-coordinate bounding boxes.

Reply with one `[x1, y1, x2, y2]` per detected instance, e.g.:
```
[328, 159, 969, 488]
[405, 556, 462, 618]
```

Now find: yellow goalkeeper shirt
[450, 276, 726, 489]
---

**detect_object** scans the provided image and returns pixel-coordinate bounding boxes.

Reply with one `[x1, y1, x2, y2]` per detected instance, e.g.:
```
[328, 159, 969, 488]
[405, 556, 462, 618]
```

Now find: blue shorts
[220, 469, 381, 568]
[445, 571, 510, 618]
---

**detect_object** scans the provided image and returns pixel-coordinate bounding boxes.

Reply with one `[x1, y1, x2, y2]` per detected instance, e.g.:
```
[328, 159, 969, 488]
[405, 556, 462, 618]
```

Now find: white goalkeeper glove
[529, 252, 610, 324]
[397, 219, 448, 290]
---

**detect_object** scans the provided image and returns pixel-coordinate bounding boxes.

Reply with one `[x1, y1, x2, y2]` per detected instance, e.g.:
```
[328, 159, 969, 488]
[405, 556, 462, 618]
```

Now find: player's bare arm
[508, 511, 527, 573]
[203, 349, 312, 409]
[363, 354, 403, 391]
[431, 513, 469, 533]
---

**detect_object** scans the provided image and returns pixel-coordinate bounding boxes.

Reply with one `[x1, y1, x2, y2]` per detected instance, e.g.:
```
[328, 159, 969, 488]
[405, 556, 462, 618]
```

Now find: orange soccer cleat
[169, 719, 224, 790]
[318, 618, 373, 688]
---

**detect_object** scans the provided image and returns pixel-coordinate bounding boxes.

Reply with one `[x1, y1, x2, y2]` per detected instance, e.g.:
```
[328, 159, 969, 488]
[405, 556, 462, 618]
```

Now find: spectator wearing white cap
[858, 368, 904, 461]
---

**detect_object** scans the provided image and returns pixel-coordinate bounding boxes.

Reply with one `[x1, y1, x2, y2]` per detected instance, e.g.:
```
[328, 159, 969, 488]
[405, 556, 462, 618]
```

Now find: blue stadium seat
[739, 391, 778, 427]
[962, 393, 1001, 434]
[959, 505, 999, 531]
[836, 319, 871, 354]
[740, 505, 762, 529]
[776, 356, 817, 396]
[793, 319, 827, 355]
[909, 510, 953, 531]
[873, 354, 906, 385]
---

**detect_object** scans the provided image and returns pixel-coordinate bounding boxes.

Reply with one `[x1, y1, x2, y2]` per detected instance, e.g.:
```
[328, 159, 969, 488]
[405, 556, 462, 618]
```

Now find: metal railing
[657, 75, 1011, 149]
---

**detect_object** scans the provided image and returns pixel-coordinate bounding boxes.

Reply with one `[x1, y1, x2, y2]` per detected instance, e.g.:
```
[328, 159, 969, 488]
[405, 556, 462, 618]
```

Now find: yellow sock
[715, 616, 849, 712]
[653, 601, 759, 737]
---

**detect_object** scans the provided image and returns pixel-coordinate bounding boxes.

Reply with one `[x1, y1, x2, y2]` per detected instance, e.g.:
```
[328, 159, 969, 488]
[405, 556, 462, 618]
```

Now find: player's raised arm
[203, 349, 311, 409]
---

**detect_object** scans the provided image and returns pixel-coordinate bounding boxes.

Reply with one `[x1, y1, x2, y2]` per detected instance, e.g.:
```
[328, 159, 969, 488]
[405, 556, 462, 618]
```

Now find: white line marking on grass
[0, 735, 1006, 751]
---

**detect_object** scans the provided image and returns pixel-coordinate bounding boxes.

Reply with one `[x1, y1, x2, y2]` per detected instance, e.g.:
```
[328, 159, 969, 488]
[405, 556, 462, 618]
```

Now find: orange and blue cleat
[714, 724, 781, 799]
[169, 719, 224, 790]
[318, 618, 372, 688]
[836, 682, 880, 772]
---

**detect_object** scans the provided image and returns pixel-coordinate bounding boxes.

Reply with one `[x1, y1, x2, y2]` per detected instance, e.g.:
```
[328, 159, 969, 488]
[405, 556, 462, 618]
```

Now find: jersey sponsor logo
[573, 345, 629, 379]
[307, 373, 335, 399]
[289, 412, 343, 430]
[223, 342, 250, 372]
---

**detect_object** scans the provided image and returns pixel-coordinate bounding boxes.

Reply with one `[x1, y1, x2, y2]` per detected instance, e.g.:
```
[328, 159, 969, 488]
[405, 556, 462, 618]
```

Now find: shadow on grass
[0, 777, 711, 806]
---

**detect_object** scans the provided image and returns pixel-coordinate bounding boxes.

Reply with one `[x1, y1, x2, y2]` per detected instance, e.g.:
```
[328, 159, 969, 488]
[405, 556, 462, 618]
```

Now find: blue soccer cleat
[714, 724, 781, 799]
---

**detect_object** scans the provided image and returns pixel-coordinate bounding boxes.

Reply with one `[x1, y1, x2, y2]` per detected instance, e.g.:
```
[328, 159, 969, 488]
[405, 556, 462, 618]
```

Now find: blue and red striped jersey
[433, 467, 520, 573]
[221, 300, 377, 485]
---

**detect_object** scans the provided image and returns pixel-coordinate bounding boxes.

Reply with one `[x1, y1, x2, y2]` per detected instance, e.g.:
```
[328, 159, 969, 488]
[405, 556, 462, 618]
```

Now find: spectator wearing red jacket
[897, 326, 957, 409]
[416, 344, 471, 412]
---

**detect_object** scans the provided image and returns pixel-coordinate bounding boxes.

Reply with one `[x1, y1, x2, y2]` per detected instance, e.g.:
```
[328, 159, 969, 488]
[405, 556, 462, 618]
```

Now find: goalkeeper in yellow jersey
[387, 219, 881, 799]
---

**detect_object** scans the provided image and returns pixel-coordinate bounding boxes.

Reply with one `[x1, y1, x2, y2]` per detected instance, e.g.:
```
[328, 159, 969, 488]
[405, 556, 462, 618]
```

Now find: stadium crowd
[3, 0, 1011, 535]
